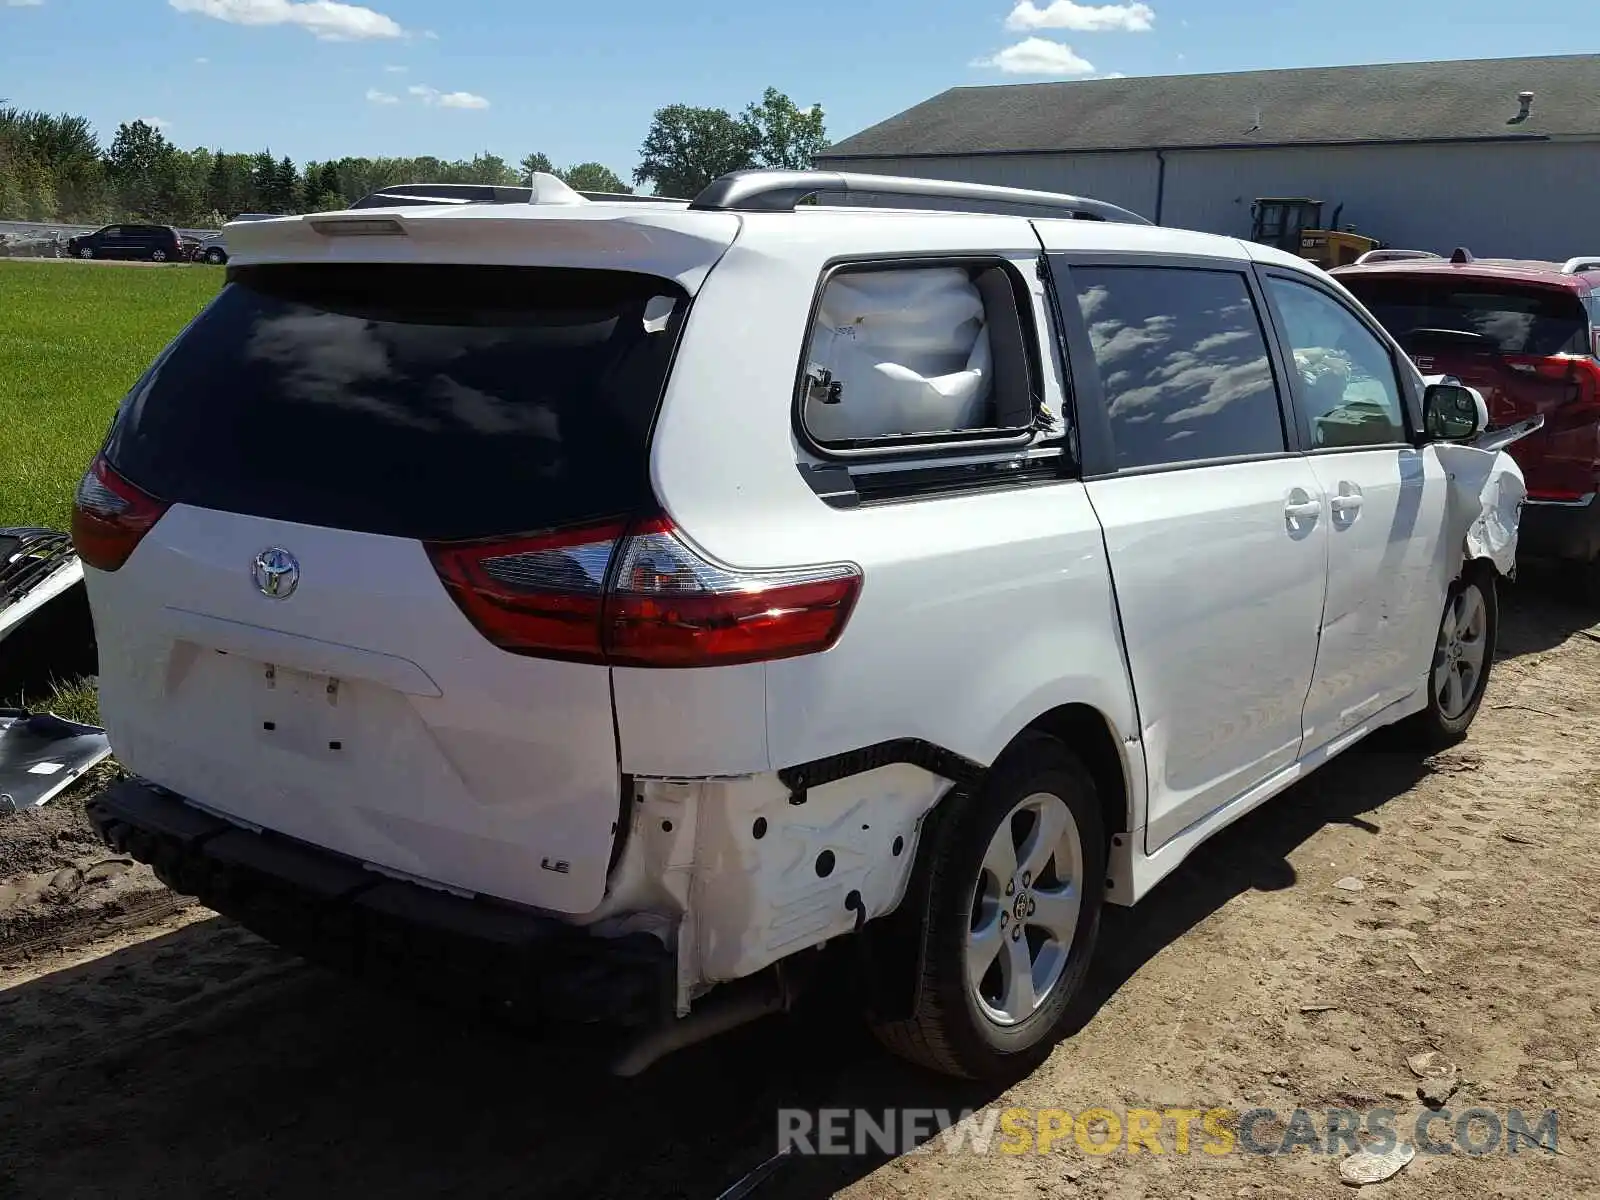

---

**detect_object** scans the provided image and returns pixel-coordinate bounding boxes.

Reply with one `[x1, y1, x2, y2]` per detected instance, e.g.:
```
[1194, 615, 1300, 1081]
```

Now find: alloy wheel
[965, 791, 1084, 1027]
[1434, 581, 1489, 719]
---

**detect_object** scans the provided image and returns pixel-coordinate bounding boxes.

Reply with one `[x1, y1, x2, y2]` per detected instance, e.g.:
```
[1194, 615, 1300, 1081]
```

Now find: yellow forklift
[1250, 198, 1382, 269]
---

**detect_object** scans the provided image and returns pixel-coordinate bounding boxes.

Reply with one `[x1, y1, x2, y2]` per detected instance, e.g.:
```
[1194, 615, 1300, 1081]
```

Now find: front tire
[77, 246, 93, 259]
[871, 734, 1105, 1079]
[1404, 565, 1497, 749]
[205, 247, 226, 265]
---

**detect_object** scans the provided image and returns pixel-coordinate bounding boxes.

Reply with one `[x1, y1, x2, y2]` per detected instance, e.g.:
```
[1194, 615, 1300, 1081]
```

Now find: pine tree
[248, 151, 275, 212]
[276, 156, 301, 213]
[207, 149, 229, 216]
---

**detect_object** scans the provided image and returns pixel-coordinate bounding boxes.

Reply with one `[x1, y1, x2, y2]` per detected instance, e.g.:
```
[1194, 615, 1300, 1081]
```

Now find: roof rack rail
[1352, 248, 1444, 265]
[688, 169, 1153, 225]
[1560, 256, 1600, 275]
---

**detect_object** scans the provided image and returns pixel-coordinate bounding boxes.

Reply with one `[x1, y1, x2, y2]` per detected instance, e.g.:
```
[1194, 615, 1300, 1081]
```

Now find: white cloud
[168, 0, 404, 41]
[973, 37, 1095, 76]
[194, 55, 209, 62]
[5, 1, 47, 8]
[1005, 1, 1155, 32]
[383, 63, 405, 72]
[138, 116, 172, 130]
[409, 84, 489, 109]
[366, 87, 399, 104]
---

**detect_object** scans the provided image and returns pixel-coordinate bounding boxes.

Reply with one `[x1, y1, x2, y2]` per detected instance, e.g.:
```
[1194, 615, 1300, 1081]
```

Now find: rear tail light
[1503, 353, 1600, 417]
[70, 456, 170, 571]
[427, 515, 861, 668]
[426, 521, 625, 662]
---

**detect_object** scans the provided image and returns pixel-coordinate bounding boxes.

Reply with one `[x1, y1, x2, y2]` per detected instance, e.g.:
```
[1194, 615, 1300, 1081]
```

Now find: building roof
[822, 54, 1600, 159]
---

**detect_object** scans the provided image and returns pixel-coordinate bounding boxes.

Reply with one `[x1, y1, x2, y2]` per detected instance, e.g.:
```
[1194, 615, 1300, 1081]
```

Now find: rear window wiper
[1398, 327, 1496, 351]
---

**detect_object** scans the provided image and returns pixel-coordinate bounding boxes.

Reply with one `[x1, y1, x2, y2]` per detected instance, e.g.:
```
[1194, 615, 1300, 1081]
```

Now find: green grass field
[0, 262, 221, 531]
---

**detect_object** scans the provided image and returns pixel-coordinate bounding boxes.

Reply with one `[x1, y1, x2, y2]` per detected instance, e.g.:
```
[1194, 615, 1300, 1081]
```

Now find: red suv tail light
[427, 515, 861, 668]
[71, 456, 171, 571]
[1504, 353, 1600, 416]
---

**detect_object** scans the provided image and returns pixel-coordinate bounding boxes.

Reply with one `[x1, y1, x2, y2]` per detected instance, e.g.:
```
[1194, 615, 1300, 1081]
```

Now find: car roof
[1333, 258, 1600, 291]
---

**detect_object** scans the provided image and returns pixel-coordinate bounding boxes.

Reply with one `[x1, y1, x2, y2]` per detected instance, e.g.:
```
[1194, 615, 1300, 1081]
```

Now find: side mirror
[1423, 382, 1487, 441]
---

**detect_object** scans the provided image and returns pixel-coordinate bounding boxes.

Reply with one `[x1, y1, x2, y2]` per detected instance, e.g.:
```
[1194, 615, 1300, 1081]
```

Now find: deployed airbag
[805, 268, 994, 442]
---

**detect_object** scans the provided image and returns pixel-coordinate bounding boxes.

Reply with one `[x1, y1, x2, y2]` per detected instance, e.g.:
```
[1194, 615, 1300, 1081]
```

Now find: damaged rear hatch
[78, 206, 737, 914]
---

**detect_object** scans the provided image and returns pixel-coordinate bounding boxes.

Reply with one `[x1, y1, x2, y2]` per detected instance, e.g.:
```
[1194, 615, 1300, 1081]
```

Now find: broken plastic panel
[0, 528, 83, 645]
[0, 710, 111, 814]
[1419, 380, 1544, 577]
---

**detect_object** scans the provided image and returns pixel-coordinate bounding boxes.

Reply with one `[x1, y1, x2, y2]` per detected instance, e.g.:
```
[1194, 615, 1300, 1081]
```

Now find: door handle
[1284, 499, 1322, 520]
[1331, 483, 1364, 523]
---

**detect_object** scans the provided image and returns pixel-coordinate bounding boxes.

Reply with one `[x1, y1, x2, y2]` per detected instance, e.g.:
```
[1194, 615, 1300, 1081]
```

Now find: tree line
[0, 89, 827, 228]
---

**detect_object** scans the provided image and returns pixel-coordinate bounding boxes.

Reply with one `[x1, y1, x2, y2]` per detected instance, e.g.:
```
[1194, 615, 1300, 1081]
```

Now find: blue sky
[2, 0, 1594, 179]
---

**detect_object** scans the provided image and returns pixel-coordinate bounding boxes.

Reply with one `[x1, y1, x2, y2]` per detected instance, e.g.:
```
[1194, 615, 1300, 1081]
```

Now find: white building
[816, 54, 1600, 261]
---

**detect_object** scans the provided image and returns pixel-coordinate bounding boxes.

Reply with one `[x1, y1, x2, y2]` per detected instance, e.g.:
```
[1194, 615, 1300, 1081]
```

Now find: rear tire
[870, 733, 1105, 1080]
[1401, 564, 1497, 750]
[151, 249, 168, 263]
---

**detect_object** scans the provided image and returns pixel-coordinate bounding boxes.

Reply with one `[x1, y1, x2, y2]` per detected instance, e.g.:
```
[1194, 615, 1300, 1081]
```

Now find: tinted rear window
[106, 264, 687, 541]
[1343, 277, 1589, 356]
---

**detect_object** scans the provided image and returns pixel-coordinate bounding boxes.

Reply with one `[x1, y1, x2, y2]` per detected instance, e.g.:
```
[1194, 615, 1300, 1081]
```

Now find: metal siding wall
[1160, 141, 1600, 259]
[813, 153, 1161, 220]
[818, 141, 1599, 259]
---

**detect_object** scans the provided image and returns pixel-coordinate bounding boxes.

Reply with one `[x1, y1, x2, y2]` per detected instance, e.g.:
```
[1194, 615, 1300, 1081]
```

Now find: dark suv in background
[66, 224, 185, 263]
[1335, 252, 1600, 593]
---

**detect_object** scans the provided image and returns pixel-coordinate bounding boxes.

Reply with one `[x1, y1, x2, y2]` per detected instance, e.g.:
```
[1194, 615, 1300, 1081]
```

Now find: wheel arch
[1016, 703, 1134, 849]
[856, 702, 1136, 1024]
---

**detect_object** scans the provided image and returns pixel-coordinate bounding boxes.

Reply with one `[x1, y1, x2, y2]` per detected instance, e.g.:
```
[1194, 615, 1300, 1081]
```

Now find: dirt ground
[0, 579, 1596, 1200]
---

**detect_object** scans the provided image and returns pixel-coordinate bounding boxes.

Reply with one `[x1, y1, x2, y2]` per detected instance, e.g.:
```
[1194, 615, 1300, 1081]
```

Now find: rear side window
[1073, 266, 1285, 470]
[799, 260, 1038, 452]
[106, 264, 688, 541]
[1343, 277, 1590, 356]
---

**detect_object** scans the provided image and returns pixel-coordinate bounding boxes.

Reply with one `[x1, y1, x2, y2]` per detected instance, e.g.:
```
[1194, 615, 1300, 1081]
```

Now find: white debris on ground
[1339, 1142, 1416, 1187]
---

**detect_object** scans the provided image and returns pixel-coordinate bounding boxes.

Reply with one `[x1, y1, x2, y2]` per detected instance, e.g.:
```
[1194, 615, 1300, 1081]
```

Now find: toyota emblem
[252, 547, 300, 599]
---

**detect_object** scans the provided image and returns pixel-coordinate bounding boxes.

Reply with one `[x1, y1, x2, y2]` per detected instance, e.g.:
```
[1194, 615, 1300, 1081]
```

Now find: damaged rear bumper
[86, 778, 674, 1026]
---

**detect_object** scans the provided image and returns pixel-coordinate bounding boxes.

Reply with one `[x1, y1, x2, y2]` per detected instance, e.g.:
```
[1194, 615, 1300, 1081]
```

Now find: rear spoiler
[217, 204, 743, 292]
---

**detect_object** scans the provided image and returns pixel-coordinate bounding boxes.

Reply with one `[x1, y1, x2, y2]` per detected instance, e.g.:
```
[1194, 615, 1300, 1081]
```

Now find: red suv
[1334, 251, 1600, 592]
